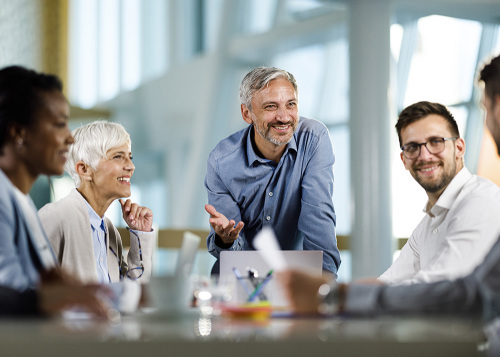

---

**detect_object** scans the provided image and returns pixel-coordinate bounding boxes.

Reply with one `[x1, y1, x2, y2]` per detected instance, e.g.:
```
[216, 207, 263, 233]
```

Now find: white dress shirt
[379, 167, 500, 285]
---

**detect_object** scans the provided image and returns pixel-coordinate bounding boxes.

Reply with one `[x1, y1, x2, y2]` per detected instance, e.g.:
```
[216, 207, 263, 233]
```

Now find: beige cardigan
[38, 189, 154, 284]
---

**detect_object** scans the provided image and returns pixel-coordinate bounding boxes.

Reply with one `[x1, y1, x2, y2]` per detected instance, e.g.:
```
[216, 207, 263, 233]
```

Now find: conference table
[0, 309, 488, 356]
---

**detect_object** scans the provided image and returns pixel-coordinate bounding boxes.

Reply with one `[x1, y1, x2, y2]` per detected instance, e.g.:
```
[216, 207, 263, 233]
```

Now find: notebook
[220, 250, 323, 307]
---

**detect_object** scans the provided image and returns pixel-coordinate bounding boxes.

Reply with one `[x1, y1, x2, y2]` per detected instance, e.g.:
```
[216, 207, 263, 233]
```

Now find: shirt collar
[83, 196, 107, 233]
[424, 166, 471, 216]
[245, 123, 299, 166]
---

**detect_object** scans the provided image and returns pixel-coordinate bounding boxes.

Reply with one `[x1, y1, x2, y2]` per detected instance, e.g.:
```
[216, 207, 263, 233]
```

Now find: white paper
[175, 231, 201, 277]
[253, 226, 287, 271]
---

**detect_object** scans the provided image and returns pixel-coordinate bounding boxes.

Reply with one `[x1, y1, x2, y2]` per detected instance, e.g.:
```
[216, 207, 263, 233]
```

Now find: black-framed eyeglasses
[401, 137, 458, 160]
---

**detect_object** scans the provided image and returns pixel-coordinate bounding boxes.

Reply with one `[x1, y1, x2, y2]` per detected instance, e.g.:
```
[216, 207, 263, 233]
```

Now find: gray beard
[254, 123, 293, 146]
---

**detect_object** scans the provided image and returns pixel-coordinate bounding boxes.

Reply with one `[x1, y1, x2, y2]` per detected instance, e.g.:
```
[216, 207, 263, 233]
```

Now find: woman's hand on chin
[119, 198, 153, 232]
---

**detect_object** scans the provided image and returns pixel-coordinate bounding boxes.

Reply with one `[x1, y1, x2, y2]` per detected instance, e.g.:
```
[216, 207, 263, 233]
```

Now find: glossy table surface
[0, 310, 487, 356]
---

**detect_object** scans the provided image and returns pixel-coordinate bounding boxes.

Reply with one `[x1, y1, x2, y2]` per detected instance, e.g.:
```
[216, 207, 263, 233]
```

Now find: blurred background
[2, 0, 500, 280]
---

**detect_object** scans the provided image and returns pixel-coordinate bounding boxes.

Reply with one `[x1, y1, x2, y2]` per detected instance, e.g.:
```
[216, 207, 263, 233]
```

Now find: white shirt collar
[423, 167, 471, 217]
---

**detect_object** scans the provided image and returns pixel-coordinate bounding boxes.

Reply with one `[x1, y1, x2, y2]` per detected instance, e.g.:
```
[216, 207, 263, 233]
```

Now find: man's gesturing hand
[205, 204, 244, 244]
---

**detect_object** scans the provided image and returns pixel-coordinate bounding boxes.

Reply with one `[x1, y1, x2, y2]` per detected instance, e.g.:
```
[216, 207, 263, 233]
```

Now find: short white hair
[65, 120, 131, 187]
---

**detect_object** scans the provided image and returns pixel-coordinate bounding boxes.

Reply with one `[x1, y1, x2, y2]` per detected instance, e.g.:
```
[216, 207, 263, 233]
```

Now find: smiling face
[23, 90, 74, 177]
[400, 114, 465, 200]
[89, 142, 135, 201]
[241, 77, 299, 160]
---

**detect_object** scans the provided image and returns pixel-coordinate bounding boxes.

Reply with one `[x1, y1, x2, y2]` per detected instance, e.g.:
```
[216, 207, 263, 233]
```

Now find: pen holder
[235, 276, 272, 304]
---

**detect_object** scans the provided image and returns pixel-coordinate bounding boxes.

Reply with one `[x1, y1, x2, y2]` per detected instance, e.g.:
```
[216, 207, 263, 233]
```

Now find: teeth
[118, 177, 130, 182]
[274, 125, 289, 129]
[420, 166, 437, 172]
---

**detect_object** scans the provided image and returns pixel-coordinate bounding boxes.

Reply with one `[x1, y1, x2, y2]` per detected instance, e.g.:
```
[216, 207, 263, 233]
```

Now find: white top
[379, 167, 500, 285]
[12, 187, 57, 270]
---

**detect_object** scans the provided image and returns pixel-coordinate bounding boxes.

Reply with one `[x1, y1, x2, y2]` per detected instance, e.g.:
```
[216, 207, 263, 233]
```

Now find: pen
[247, 269, 274, 302]
[232, 267, 254, 295]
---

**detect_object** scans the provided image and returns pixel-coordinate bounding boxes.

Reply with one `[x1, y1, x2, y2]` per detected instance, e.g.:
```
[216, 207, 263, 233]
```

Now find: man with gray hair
[204, 66, 341, 275]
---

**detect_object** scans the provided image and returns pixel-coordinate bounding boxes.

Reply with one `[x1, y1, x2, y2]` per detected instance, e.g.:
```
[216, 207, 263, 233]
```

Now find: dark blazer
[0, 286, 37, 315]
[346, 234, 500, 320]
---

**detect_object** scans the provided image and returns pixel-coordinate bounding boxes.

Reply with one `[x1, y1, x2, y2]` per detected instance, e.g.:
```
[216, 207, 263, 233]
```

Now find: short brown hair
[479, 55, 500, 103]
[395, 101, 460, 147]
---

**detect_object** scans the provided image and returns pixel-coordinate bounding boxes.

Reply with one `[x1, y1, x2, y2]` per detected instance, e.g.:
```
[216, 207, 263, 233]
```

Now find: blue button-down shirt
[205, 117, 340, 274]
[85, 201, 110, 284]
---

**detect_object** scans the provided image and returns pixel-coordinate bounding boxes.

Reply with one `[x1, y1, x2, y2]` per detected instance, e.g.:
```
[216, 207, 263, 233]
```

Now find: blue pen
[232, 267, 254, 295]
[247, 269, 274, 302]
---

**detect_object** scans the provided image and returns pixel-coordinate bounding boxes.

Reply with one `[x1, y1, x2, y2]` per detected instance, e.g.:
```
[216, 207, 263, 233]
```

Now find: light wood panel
[41, 0, 68, 87]
[117, 230, 399, 252]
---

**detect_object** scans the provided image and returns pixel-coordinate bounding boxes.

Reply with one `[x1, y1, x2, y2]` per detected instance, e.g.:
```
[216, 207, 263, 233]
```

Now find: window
[392, 15, 484, 239]
[68, 0, 167, 108]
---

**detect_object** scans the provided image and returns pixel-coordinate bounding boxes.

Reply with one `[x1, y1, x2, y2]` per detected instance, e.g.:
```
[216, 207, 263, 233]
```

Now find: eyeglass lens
[403, 138, 445, 159]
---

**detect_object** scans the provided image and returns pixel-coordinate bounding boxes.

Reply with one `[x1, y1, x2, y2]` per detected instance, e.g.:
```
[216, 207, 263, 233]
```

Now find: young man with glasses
[377, 101, 500, 285]
[281, 55, 500, 328]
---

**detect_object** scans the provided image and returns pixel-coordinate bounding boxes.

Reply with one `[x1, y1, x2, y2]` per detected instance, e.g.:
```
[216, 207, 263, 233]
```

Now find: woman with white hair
[39, 120, 155, 284]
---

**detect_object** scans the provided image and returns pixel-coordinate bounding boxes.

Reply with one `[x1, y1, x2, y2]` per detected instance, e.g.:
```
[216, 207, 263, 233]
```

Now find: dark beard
[413, 164, 456, 194]
[417, 174, 452, 193]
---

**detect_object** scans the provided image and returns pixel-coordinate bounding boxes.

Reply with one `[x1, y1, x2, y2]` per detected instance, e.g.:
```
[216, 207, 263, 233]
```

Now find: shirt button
[269, 192, 273, 197]
[432, 229, 438, 234]
[266, 216, 271, 221]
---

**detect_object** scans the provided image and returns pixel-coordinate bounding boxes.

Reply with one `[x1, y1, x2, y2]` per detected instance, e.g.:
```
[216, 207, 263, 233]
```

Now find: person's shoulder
[296, 117, 328, 134]
[294, 117, 330, 149]
[0, 170, 14, 198]
[209, 126, 249, 161]
[0, 173, 15, 219]
[39, 189, 83, 217]
[0, 175, 12, 200]
[467, 174, 500, 196]
[454, 173, 500, 211]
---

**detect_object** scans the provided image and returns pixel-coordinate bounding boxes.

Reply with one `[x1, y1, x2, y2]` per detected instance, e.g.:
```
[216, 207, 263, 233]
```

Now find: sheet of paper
[175, 231, 201, 276]
[253, 226, 287, 271]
